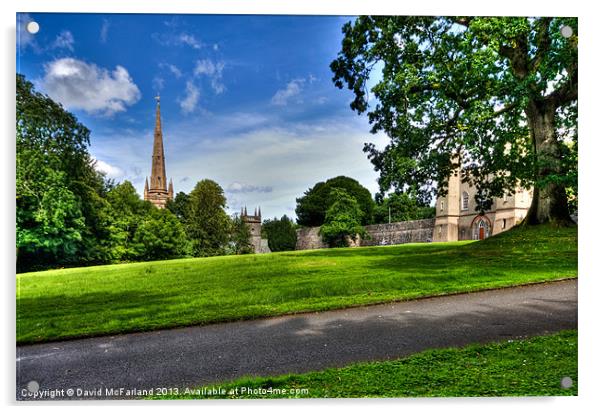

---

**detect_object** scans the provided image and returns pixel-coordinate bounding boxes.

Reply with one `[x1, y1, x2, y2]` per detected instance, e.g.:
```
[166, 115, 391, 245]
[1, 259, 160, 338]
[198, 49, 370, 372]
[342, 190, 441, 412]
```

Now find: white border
[3, 1, 600, 413]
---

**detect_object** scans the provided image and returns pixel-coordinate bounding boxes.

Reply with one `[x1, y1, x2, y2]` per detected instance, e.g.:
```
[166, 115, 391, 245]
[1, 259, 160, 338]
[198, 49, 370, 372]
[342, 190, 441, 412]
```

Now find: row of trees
[294, 176, 434, 248]
[17, 73, 304, 272]
[16, 75, 259, 272]
[295, 176, 434, 227]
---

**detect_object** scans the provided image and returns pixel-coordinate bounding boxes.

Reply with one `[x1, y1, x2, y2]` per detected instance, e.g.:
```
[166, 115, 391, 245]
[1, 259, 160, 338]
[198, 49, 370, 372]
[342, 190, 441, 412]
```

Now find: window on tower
[461, 191, 469, 210]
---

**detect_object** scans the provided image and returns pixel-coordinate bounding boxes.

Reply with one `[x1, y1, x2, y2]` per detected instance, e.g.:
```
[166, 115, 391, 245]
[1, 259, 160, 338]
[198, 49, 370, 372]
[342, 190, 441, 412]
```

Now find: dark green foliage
[296, 176, 375, 226]
[133, 208, 190, 260]
[373, 193, 435, 224]
[319, 188, 367, 247]
[166, 191, 190, 222]
[16, 74, 114, 271]
[331, 17, 577, 224]
[262, 215, 298, 252]
[229, 215, 254, 254]
[160, 330, 577, 399]
[105, 181, 153, 260]
[186, 179, 232, 257]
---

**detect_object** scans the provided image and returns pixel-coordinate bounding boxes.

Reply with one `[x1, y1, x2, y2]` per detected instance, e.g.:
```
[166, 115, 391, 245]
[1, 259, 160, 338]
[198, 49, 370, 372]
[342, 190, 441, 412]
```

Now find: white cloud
[94, 159, 124, 178]
[40, 58, 141, 116]
[271, 79, 304, 106]
[167, 64, 182, 78]
[179, 33, 202, 49]
[88, 113, 389, 221]
[152, 76, 165, 92]
[52, 31, 75, 51]
[100, 19, 110, 43]
[227, 182, 273, 193]
[152, 32, 203, 49]
[159, 62, 182, 78]
[179, 81, 200, 113]
[194, 59, 225, 94]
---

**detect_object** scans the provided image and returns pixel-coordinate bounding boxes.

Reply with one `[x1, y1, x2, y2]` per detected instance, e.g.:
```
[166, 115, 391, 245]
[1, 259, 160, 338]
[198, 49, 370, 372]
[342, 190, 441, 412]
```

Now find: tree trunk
[523, 101, 574, 226]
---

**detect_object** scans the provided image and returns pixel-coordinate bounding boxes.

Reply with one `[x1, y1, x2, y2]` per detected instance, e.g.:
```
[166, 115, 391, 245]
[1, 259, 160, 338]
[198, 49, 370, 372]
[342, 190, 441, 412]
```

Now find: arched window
[461, 191, 469, 210]
[440, 200, 444, 211]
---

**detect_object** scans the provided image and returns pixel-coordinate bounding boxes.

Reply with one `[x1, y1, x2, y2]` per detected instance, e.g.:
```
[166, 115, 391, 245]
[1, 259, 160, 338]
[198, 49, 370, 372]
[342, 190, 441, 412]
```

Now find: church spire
[150, 95, 167, 192]
[144, 96, 173, 208]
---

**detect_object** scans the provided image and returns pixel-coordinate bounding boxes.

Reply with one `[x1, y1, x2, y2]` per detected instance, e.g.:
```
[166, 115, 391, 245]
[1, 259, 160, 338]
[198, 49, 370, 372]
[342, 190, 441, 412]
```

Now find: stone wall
[295, 218, 435, 250]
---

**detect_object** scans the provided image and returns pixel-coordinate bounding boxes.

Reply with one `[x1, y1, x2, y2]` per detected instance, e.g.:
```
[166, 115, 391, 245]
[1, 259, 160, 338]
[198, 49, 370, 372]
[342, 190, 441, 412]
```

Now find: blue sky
[17, 13, 387, 220]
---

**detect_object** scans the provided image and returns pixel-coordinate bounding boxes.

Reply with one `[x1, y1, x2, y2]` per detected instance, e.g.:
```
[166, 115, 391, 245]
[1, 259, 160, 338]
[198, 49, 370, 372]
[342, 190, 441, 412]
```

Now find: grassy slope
[155, 330, 577, 399]
[17, 225, 577, 344]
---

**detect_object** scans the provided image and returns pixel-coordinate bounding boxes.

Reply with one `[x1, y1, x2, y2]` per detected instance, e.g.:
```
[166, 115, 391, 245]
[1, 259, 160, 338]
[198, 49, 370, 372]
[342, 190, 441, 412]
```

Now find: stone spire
[144, 177, 149, 199]
[144, 95, 173, 208]
[150, 95, 167, 191]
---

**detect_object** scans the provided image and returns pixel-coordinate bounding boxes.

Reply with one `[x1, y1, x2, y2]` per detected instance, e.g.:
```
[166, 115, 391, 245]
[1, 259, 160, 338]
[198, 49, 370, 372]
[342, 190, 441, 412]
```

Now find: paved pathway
[16, 279, 577, 400]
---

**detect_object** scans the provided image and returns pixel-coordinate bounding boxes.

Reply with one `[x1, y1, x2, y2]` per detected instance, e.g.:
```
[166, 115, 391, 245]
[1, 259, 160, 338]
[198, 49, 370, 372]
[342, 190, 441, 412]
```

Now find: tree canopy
[186, 179, 232, 257]
[262, 215, 298, 252]
[17, 74, 113, 271]
[331, 16, 577, 225]
[373, 193, 435, 224]
[296, 176, 375, 226]
[319, 188, 367, 248]
[229, 215, 254, 255]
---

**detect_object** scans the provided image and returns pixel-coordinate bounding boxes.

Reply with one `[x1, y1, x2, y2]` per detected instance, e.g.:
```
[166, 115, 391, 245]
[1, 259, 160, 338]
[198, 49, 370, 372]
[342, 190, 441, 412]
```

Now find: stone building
[433, 168, 532, 242]
[144, 96, 173, 208]
[241, 206, 271, 254]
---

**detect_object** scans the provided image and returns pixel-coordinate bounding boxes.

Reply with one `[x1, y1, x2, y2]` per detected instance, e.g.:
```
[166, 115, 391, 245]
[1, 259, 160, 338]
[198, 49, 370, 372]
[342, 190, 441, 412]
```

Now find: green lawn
[154, 330, 577, 399]
[17, 225, 577, 344]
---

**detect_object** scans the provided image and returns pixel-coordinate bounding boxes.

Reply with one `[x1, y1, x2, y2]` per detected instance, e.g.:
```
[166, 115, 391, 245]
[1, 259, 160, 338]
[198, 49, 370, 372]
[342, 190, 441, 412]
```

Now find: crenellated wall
[295, 218, 435, 250]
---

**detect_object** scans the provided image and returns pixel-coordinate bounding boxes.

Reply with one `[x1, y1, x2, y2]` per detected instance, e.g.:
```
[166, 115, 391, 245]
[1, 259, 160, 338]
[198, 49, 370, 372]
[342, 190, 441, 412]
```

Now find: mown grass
[154, 330, 577, 399]
[17, 225, 577, 344]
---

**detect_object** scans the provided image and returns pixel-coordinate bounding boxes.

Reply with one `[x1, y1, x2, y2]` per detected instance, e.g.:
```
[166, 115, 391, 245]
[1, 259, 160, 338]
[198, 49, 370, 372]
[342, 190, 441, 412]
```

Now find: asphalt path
[16, 279, 577, 400]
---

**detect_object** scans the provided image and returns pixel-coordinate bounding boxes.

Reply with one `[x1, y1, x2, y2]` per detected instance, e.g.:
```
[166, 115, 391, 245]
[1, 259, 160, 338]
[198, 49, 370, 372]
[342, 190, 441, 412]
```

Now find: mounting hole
[27, 380, 40, 393]
[560, 25, 573, 38]
[26, 21, 40, 34]
[560, 376, 573, 389]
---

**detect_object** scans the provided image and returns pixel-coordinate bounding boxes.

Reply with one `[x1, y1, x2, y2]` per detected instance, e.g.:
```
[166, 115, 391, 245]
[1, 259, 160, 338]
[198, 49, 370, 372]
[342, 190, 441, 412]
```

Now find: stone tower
[241, 206, 271, 254]
[144, 96, 173, 208]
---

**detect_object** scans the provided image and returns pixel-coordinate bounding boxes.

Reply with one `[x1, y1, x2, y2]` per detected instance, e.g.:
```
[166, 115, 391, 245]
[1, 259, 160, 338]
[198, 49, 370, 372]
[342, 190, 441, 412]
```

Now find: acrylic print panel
[16, 12, 578, 400]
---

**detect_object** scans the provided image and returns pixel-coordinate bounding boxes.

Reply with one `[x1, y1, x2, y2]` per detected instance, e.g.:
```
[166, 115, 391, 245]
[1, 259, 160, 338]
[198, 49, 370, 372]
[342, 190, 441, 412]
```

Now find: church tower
[144, 96, 173, 208]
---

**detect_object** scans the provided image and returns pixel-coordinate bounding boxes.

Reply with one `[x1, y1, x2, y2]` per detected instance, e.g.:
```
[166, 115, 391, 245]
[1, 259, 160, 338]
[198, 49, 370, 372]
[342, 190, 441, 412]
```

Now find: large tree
[319, 188, 367, 248]
[331, 16, 577, 225]
[262, 215, 298, 252]
[133, 208, 190, 260]
[296, 176, 375, 226]
[106, 181, 153, 260]
[17, 74, 115, 271]
[186, 179, 232, 257]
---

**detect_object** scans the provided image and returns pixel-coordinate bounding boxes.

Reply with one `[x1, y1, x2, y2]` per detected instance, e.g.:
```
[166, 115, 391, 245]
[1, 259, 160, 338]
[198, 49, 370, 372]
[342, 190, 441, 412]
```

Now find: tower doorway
[472, 216, 491, 240]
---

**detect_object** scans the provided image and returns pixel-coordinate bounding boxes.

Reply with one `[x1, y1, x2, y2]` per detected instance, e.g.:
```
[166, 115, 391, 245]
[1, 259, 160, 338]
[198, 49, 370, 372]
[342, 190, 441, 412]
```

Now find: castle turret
[241, 205, 270, 254]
